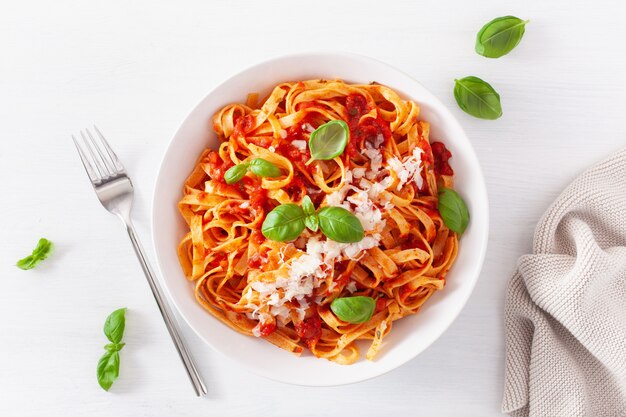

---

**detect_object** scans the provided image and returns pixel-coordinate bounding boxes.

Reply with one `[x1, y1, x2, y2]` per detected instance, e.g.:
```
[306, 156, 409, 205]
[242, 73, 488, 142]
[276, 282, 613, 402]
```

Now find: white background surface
[1, 1, 625, 416]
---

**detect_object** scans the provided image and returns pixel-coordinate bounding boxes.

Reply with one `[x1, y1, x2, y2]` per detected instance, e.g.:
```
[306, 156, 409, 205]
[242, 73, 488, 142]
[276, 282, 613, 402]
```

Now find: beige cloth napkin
[502, 149, 626, 417]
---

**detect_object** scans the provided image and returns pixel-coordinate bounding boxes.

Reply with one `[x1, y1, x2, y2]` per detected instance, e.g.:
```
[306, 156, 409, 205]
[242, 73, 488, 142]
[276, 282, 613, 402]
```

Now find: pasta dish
[177, 80, 463, 364]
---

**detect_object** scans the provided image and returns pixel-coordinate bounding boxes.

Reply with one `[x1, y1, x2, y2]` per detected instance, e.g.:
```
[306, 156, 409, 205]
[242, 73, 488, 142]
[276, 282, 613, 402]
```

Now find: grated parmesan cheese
[352, 167, 366, 179]
[342, 236, 380, 259]
[248, 237, 326, 323]
[325, 187, 350, 207]
[279, 129, 288, 139]
[345, 185, 386, 233]
[362, 148, 383, 179]
[321, 234, 381, 261]
[291, 140, 307, 151]
[388, 147, 424, 190]
[364, 133, 384, 149]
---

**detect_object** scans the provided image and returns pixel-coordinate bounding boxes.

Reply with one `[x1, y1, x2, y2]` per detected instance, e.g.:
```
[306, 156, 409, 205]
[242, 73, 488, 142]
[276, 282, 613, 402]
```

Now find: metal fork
[72, 126, 207, 397]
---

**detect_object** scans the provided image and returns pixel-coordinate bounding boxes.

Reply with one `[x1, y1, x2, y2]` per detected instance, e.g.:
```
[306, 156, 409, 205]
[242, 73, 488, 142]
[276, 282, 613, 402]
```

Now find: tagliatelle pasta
[177, 80, 459, 364]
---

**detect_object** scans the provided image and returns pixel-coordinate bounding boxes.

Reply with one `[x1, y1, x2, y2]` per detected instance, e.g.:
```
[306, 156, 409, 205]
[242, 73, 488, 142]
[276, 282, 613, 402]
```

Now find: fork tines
[72, 126, 126, 184]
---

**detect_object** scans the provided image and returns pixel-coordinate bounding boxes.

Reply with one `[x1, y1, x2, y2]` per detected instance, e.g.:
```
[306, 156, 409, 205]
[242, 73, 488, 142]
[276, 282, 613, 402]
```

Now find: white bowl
[152, 52, 489, 386]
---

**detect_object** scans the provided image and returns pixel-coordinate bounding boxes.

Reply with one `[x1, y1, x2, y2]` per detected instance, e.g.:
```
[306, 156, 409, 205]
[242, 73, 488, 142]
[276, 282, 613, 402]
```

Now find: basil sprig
[16, 238, 53, 270]
[224, 158, 282, 184]
[306, 120, 349, 165]
[476, 16, 529, 58]
[330, 296, 375, 324]
[97, 308, 127, 391]
[261, 196, 364, 243]
[453, 76, 502, 120]
[438, 188, 470, 235]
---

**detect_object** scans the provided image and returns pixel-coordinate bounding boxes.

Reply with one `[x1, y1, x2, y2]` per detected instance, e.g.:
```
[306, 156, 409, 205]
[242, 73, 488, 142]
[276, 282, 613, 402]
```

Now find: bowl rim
[151, 51, 489, 386]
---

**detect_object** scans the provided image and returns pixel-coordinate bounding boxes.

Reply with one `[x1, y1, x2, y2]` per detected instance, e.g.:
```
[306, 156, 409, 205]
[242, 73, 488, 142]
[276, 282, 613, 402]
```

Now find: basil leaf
[301, 196, 319, 231]
[438, 188, 470, 235]
[302, 196, 315, 217]
[330, 296, 375, 324]
[16, 238, 53, 270]
[104, 342, 125, 353]
[248, 158, 282, 178]
[476, 16, 529, 58]
[318, 207, 364, 243]
[306, 120, 349, 165]
[97, 350, 120, 391]
[262, 204, 306, 242]
[304, 215, 319, 232]
[224, 163, 249, 184]
[103, 308, 127, 344]
[453, 76, 502, 120]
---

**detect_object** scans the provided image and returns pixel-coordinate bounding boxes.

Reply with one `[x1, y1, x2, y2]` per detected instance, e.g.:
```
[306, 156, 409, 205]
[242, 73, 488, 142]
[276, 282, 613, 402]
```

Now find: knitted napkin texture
[502, 148, 626, 417]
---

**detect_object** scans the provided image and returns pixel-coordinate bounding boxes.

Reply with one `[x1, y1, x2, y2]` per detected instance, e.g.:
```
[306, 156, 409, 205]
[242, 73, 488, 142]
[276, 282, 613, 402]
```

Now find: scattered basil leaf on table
[438, 188, 470, 235]
[453, 76, 502, 120]
[261, 204, 306, 242]
[330, 296, 376, 324]
[248, 158, 282, 178]
[476, 16, 529, 58]
[224, 158, 282, 184]
[16, 238, 54, 270]
[103, 307, 127, 344]
[97, 308, 127, 392]
[97, 350, 120, 392]
[318, 206, 364, 243]
[306, 120, 349, 165]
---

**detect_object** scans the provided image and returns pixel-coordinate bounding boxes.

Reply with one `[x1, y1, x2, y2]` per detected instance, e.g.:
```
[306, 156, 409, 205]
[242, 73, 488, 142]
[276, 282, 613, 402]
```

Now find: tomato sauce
[207, 252, 226, 269]
[259, 321, 276, 337]
[206, 151, 234, 183]
[276, 120, 315, 175]
[277, 142, 311, 175]
[295, 315, 322, 348]
[241, 177, 272, 214]
[250, 230, 265, 245]
[431, 141, 454, 176]
[375, 297, 387, 312]
[346, 94, 370, 123]
[249, 189, 268, 212]
[345, 93, 391, 157]
[232, 114, 255, 138]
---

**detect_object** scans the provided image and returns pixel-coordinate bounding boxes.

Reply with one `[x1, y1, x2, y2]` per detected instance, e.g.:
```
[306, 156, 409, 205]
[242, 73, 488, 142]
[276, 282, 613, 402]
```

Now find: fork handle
[124, 221, 207, 397]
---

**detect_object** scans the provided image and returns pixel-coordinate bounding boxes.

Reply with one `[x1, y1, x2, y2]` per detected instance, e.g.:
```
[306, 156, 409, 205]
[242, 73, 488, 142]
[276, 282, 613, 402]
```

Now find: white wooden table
[2, 1, 625, 415]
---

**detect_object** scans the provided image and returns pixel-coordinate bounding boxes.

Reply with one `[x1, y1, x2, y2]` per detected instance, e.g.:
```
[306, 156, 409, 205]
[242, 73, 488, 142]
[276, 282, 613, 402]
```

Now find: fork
[72, 126, 207, 397]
